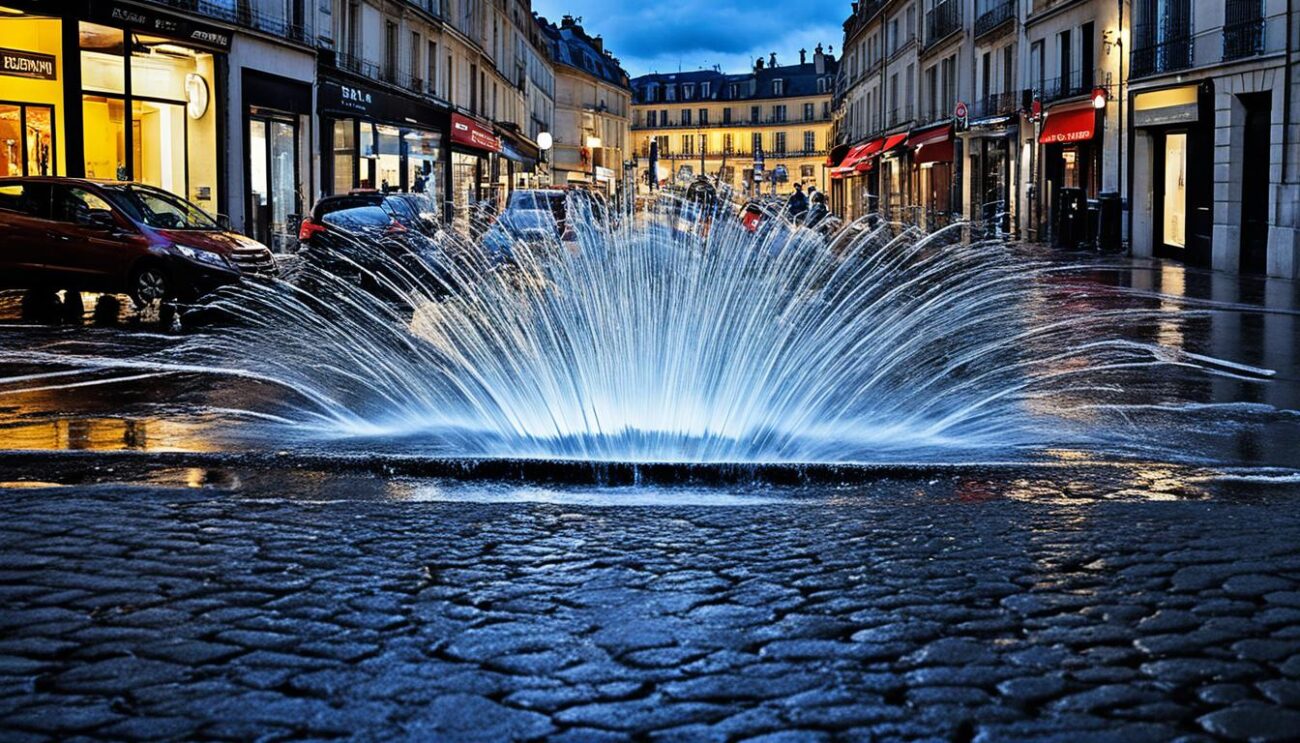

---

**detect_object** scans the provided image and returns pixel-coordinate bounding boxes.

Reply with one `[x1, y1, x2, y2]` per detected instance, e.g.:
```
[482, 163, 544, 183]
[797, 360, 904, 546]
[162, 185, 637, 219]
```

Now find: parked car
[296, 191, 450, 297]
[0, 177, 275, 306]
[481, 188, 611, 260]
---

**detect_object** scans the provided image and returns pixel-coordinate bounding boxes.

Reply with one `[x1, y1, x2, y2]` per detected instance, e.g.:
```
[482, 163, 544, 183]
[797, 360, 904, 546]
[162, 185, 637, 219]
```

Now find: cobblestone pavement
[2, 470, 1300, 741]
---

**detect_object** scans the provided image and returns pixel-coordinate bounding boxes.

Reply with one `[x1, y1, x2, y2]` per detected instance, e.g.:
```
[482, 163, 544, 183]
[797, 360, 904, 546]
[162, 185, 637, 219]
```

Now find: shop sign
[451, 114, 501, 152]
[336, 84, 375, 114]
[97, 3, 233, 51]
[0, 48, 56, 80]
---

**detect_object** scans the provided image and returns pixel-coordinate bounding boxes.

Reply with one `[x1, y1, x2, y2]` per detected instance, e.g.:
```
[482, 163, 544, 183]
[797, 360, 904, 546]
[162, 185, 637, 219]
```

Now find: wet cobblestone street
[2, 471, 1300, 741]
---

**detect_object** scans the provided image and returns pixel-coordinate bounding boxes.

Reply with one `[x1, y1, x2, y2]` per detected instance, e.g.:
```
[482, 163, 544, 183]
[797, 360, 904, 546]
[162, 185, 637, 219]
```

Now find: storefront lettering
[190, 29, 230, 47]
[342, 86, 373, 106]
[0, 48, 56, 80]
[102, 4, 232, 51]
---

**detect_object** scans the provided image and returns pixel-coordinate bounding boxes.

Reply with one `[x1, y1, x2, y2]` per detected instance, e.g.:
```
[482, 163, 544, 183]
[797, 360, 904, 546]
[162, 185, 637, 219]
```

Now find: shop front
[448, 112, 501, 233]
[497, 124, 542, 191]
[908, 123, 955, 230]
[961, 116, 1016, 235]
[72, 2, 230, 213]
[0, 5, 64, 177]
[242, 70, 311, 252]
[874, 133, 909, 222]
[1038, 103, 1101, 245]
[319, 74, 448, 204]
[1129, 82, 1214, 266]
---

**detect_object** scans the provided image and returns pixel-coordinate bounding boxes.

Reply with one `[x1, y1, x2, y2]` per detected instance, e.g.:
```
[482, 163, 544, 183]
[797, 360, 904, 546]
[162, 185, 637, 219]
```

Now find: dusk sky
[532, 0, 849, 78]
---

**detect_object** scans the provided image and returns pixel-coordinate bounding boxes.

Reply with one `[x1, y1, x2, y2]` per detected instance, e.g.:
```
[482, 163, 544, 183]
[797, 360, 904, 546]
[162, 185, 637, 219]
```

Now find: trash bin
[1086, 198, 1100, 247]
[1054, 187, 1085, 249]
[1097, 191, 1122, 251]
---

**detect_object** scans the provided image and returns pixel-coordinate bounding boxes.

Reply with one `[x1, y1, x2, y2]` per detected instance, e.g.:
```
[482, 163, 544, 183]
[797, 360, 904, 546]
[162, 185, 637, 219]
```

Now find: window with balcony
[1132, 0, 1192, 77]
[773, 104, 787, 122]
[751, 105, 760, 123]
[681, 134, 694, 155]
[384, 21, 398, 83]
[752, 131, 762, 153]
[774, 132, 786, 154]
[647, 110, 657, 127]
[1224, 0, 1265, 61]
[803, 130, 815, 152]
[723, 133, 733, 153]
[681, 109, 691, 125]
[803, 102, 814, 121]
[723, 107, 732, 124]
[699, 108, 708, 124]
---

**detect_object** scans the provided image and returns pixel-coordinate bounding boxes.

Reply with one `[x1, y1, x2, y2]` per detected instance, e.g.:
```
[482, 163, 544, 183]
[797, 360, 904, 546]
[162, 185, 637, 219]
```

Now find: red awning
[851, 139, 885, 171]
[880, 133, 908, 152]
[1039, 106, 1096, 144]
[909, 124, 954, 164]
[451, 113, 502, 152]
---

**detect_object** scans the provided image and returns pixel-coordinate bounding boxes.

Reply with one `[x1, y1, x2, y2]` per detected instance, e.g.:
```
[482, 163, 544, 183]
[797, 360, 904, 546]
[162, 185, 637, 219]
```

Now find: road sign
[954, 101, 968, 120]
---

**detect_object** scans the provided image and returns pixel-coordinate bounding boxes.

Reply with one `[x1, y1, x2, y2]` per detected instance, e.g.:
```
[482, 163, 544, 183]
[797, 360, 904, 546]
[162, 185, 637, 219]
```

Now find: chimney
[592, 34, 603, 53]
[852, 2, 859, 14]
[769, 52, 777, 68]
[755, 57, 764, 70]
[799, 48, 807, 65]
[814, 43, 825, 75]
[561, 14, 575, 28]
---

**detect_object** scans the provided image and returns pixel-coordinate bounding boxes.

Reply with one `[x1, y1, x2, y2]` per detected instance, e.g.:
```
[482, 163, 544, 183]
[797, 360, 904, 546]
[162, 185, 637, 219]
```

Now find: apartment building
[1127, 0, 1299, 277]
[538, 15, 632, 198]
[631, 48, 838, 197]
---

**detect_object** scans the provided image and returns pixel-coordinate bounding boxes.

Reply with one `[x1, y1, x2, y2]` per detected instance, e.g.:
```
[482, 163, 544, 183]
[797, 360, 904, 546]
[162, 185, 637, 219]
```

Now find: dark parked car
[0, 177, 275, 306]
[296, 191, 449, 297]
[481, 188, 610, 260]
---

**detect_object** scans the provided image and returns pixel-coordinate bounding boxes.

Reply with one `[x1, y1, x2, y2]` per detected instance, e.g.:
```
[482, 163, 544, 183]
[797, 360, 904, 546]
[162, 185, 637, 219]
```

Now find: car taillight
[385, 219, 407, 234]
[298, 218, 327, 241]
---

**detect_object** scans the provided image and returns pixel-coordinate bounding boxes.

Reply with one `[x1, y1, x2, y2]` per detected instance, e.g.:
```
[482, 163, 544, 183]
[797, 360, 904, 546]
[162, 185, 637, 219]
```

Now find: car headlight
[174, 244, 232, 269]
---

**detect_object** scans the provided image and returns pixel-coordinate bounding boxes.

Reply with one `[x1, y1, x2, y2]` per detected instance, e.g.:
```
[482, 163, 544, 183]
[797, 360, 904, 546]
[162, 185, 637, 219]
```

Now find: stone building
[537, 15, 632, 198]
[630, 47, 838, 197]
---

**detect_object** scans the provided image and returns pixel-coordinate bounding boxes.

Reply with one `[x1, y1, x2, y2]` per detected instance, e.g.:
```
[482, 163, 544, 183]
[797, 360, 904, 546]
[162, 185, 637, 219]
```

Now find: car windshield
[501, 210, 556, 231]
[100, 184, 220, 230]
[321, 206, 393, 230]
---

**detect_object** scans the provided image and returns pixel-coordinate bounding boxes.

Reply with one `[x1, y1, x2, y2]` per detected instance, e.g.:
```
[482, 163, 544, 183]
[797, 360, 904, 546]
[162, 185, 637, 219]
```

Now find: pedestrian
[807, 184, 818, 203]
[805, 191, 828, 229]
[786, 182, 808, 218]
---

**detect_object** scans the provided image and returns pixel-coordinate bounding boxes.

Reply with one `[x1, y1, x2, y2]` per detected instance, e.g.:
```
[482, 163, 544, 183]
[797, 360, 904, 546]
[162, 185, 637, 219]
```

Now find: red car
[0, 177, 275, 305]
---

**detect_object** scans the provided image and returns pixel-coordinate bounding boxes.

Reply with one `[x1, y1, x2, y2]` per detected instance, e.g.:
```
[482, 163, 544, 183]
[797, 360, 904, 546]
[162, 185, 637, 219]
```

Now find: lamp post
[537, 131, 553, 187]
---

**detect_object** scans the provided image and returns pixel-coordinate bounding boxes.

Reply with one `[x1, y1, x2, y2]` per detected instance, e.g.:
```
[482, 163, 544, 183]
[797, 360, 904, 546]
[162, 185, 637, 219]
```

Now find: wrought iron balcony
[924, 1, 963, 51]
[972, 91, 1019, 119]
[1131, 23, 1193, 78]
[974, 0, 1016, 39]
[148, 0, 312, 44]
[1038, 67, 1099, 103]
[1223, 0, 1265, 61]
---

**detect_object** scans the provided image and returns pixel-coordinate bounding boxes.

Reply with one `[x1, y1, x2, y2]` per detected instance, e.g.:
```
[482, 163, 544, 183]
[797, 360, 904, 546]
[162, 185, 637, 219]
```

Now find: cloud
[532, 0, 847, 76]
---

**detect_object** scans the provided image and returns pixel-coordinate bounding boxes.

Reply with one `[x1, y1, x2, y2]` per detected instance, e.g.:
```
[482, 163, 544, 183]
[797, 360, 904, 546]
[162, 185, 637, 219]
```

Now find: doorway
[1239, 93, 1271, 273]
[248, 110, 300, 252]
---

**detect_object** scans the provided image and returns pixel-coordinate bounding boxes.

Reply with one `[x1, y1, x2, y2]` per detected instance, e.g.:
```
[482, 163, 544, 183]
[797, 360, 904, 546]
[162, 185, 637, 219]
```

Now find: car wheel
[129, 264, 169, 308]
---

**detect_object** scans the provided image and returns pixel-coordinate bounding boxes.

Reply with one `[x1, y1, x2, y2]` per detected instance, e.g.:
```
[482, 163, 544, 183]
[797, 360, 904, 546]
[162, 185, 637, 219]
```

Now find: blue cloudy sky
[532, 0, 849, 77]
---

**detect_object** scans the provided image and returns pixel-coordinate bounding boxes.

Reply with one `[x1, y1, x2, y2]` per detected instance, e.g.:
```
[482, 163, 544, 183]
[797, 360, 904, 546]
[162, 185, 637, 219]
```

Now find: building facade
[831, 0, 1300, 278]
[538, 16, 631, 198]
[1, 0, 571, 246]
[630, 48, 838, 197]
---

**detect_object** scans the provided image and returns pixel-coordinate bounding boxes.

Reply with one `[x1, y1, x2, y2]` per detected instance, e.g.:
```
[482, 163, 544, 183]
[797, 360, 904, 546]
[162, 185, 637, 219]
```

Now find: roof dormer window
[683, 83, 695, 99]
[773, 79, 785, 96]
[666, 85, 676, 101]
[701, 82, 711, 97]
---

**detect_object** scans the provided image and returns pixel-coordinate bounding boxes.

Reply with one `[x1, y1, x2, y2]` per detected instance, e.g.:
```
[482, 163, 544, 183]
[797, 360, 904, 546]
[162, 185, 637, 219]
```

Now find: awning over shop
[850, 139, 885, 172]
[831, 141, 877, 175]
[826, 142, 852, 167]
[451, 113, 501, 152]
[879, 133, 908, 154]
[908, 124, 954, 164]
[1038, 106, 1096, 144]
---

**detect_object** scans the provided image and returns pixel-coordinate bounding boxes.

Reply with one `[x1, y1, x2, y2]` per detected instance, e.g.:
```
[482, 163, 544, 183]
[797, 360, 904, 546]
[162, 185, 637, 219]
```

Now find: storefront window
[1163, 132, 1187, 249]
[333, 119, 355, 193]
[406, 131, 442, 201]
[79, 22, 125, 94]
[1061, 149, 1079, 189]
[77, 23, 218, 208]
[0, 104, 53, 177]
[374, 124, 401, 191]
[452, 151, 479, 233]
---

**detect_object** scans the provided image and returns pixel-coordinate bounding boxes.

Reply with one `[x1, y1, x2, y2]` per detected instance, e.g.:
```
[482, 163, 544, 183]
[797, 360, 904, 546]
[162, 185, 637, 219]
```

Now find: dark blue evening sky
[532, 0, 848, 77]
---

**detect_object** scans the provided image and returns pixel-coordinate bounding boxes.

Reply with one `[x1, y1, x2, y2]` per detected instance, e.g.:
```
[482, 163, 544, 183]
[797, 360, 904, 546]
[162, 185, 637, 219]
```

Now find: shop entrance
[248, 110, 300, 252]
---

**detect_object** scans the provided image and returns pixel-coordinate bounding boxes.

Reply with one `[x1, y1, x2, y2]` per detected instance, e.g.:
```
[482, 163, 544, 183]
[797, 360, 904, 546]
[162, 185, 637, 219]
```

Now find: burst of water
[0, 192, 1277, 463]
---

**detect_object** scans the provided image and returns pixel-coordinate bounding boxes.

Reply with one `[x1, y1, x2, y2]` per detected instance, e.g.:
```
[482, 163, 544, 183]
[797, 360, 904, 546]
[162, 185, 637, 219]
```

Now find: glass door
[248, 112, 300, 251]
[0, 103, 56, 177]
[1162, 132, 1187, 249]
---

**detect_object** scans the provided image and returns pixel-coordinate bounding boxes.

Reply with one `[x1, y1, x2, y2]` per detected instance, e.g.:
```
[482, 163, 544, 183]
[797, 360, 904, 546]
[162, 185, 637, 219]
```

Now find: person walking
[786, 183, 808, 219]
[805, 191, 828, 228]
